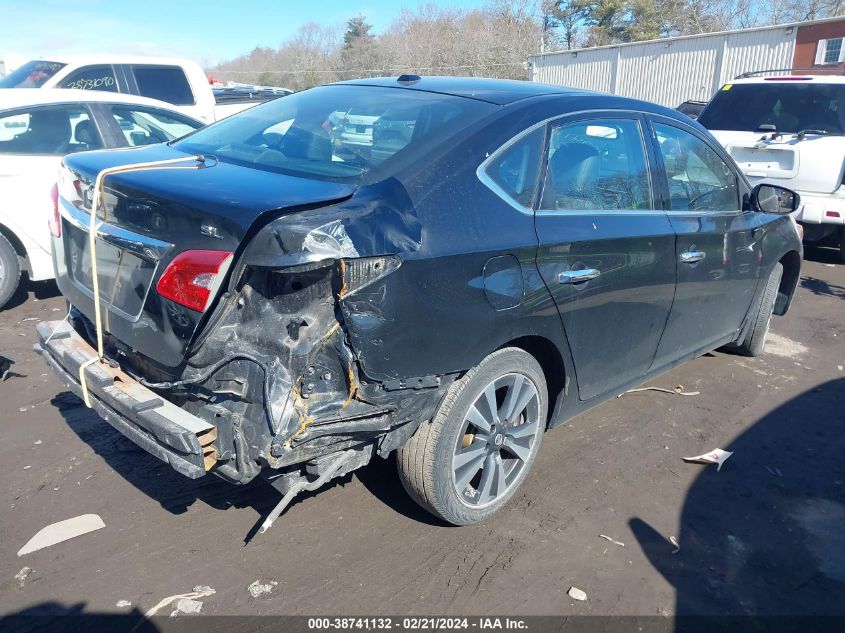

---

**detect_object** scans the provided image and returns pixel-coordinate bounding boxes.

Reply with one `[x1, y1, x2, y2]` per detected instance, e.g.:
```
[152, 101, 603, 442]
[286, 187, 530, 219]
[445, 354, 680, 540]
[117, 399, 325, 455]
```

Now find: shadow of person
[630, 378, 845, 616]
[0, 602, 158, 633]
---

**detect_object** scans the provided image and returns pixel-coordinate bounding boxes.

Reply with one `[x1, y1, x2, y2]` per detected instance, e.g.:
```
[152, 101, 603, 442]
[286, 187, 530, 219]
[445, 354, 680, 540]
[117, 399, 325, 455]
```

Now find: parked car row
[0, 89, 205, 307]
[0, 56, 285, 123]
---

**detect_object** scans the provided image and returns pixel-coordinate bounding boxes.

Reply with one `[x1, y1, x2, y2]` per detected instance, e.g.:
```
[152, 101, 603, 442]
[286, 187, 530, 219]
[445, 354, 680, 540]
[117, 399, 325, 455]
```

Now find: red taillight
[826, 210, 841, 218]
[156, 250, 233, 312]
[49, 183, 61, 238]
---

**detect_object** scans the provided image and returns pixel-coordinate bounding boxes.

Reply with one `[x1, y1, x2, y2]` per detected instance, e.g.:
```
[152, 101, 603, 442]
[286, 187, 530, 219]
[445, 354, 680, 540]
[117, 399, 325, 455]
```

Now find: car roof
[0, 89, 201, 118]
[23, 55, 199, 67]
[730, 75, 845, 85]
[336, 76, 586, 105]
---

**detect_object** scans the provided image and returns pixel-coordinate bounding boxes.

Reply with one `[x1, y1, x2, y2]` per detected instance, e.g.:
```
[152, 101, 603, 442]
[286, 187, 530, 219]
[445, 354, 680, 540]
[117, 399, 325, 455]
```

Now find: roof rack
[736, 67, 845, 79]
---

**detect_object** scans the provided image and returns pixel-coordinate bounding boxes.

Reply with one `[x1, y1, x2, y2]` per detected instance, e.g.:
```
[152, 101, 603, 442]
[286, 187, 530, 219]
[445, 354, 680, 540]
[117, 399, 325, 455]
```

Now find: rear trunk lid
[56, 144, 355, 369]
[711, 130, 845, 193]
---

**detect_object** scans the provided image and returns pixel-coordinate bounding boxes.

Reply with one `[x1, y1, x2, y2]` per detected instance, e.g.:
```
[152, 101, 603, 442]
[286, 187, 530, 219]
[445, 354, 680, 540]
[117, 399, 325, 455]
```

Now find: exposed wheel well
[0, 223, 27, 257]
[774, 250, 801, 316]
[501, 335, 565, 425]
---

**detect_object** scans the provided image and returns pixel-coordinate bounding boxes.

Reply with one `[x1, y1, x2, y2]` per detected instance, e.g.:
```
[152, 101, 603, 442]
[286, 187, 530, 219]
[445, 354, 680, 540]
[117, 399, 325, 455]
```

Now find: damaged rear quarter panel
[183, 100, 580, 476]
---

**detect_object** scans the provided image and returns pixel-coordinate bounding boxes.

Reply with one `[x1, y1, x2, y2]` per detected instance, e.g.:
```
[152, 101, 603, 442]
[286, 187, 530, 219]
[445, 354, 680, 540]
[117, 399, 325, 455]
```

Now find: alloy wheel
[451, 373, 541, 508]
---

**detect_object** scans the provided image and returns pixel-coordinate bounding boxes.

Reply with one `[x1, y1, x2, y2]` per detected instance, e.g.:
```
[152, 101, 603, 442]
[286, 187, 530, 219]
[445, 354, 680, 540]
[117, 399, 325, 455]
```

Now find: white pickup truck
[0, 56, 283, 123]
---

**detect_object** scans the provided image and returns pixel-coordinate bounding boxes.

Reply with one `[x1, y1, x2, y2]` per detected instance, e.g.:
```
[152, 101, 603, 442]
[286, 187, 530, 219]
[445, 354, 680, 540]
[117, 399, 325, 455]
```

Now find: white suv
[699, 73, 845, 261]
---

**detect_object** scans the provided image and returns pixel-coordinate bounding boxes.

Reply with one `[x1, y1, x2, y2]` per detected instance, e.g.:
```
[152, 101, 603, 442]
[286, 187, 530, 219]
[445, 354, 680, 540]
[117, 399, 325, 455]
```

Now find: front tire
[0, 234, 21, 310]
[732, 262, 783, 357]
[397, 347, 547, 525]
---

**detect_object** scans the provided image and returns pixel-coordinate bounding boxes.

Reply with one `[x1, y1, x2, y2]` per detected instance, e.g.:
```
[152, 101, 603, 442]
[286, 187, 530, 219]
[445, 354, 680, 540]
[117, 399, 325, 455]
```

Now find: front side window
[132, 66, 194, 105]
[0, 60, 66, 88]
[175, 84, 495, 183]
[540, 118, 652, 211]
[483, 127, 544, 208]
[59, 65, 118, 92]
[108, 105, 202, 146]
[653, 122, 739, 212]
[0, 105, 100, 155]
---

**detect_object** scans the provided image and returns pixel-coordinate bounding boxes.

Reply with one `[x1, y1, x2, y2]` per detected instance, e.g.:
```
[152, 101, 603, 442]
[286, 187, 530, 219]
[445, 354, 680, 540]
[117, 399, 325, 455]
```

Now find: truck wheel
[397, 347, 547, 525]
[0, 234, 21, 310]
[732, 262, 783, 357]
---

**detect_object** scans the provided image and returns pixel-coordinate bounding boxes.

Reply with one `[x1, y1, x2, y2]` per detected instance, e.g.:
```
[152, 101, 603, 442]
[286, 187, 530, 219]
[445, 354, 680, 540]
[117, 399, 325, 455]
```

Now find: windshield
[699, 82, 845, 135]
[0, 60, 66, 88]
[175, 84, 495, 182]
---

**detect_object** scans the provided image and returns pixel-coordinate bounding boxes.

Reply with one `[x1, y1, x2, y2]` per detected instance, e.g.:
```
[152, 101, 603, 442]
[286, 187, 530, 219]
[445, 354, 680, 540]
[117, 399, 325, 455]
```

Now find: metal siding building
[529, 17, 845, 107]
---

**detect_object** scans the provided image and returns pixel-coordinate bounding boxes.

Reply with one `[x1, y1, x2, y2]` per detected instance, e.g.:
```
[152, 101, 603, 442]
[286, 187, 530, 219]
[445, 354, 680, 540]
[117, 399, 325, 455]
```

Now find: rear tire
[0, 234, 21, 310]
[397, 347, 547, 525]
[839, 227, 845, 263]
[732, 262, 783, 357]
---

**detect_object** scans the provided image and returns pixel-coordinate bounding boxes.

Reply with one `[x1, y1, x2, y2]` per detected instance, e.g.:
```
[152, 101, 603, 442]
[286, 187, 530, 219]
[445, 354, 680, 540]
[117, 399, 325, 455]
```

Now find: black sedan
[37, 76, 802, 526]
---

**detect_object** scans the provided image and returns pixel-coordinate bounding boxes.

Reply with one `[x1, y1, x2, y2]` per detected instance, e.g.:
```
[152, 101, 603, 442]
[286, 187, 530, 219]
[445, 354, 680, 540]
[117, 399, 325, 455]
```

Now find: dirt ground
[1, 245, 843, 620]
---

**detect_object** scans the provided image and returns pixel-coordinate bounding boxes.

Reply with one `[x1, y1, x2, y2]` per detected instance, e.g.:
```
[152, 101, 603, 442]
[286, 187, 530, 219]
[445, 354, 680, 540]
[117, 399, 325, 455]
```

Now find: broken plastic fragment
[145, 586, 216, 617]
[116, 600, 131, 608]
[682, 448, 733, 471]
[568, 586, 588, 601]
[14, 566, 32, 588]
[248, 579, 278, 598]
[170, 597, 203, 616]
[303, 219, 359, 258]
[598, 534, 625, 547]
[669, 536, 680, 554]
[17, 514, 105, 556]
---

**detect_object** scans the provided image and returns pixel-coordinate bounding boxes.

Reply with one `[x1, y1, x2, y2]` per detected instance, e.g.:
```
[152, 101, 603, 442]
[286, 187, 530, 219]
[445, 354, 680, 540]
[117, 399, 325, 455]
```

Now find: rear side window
[59, 65, 118, 92]
[483, 127, 544, 208]
[132, 66, 194, 105]
[0, 105, 101, 155]
[541, 118, 652, 211]
[108, 105, 202, 146]
[653, 123, 739, 212]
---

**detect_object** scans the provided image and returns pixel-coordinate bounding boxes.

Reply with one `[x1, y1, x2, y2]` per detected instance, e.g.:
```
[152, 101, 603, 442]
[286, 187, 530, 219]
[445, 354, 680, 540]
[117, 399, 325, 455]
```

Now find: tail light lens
[156, 250, 233, 312]
[49, 183, 61, 238]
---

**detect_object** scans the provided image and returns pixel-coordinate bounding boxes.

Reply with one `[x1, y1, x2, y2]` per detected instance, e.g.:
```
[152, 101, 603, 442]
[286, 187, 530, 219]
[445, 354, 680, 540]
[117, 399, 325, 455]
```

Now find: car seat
[542, 142, 600, 210]
[73, 119, 102, 150]
[16, 110, 71, 154]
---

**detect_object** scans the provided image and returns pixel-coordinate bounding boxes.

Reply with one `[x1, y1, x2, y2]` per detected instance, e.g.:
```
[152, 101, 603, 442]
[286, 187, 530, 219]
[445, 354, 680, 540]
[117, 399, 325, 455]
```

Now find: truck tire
[397, 347, 547, 525]
[0, 234, 21, 310]
[732, 262, 783, 357]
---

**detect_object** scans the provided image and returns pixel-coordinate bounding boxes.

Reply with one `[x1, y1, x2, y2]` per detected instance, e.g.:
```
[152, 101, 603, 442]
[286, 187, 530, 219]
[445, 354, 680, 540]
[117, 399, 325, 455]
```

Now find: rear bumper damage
[35, 320, 217, 479]
[36, 251, 449, 487]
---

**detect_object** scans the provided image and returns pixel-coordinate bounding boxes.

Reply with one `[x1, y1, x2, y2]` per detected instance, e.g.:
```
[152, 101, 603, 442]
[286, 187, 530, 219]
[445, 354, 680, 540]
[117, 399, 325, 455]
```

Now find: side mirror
[751, 183, 800, 214]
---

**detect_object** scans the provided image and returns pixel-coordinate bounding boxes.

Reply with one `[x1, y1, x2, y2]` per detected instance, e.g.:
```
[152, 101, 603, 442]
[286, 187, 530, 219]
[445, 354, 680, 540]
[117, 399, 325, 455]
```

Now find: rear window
[132, 66, 194, 105]
[175, 84, 495, 183]
[699, 82, 845, 135]
[0, 60, 66, 88]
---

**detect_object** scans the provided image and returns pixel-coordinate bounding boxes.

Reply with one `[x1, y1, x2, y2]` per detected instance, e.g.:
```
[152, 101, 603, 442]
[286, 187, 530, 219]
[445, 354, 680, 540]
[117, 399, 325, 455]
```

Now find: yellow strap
[78, 357, 99, 408]
[75, 154, 210, 408]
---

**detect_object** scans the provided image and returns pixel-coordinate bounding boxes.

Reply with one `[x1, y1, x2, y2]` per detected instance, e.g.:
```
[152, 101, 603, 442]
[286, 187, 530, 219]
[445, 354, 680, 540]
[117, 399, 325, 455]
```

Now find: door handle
[558, 268, 600, 284]
[680, 250, 706, 264]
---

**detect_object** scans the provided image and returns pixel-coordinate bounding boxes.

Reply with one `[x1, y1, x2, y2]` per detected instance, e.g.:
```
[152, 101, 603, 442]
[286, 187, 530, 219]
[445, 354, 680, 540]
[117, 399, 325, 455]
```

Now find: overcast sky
[3, 0, 488, 67]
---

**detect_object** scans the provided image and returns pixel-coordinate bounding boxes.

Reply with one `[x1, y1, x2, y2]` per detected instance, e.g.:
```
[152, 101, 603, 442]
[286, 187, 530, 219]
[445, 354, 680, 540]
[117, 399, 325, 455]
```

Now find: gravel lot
[1, 245, 843, 619]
